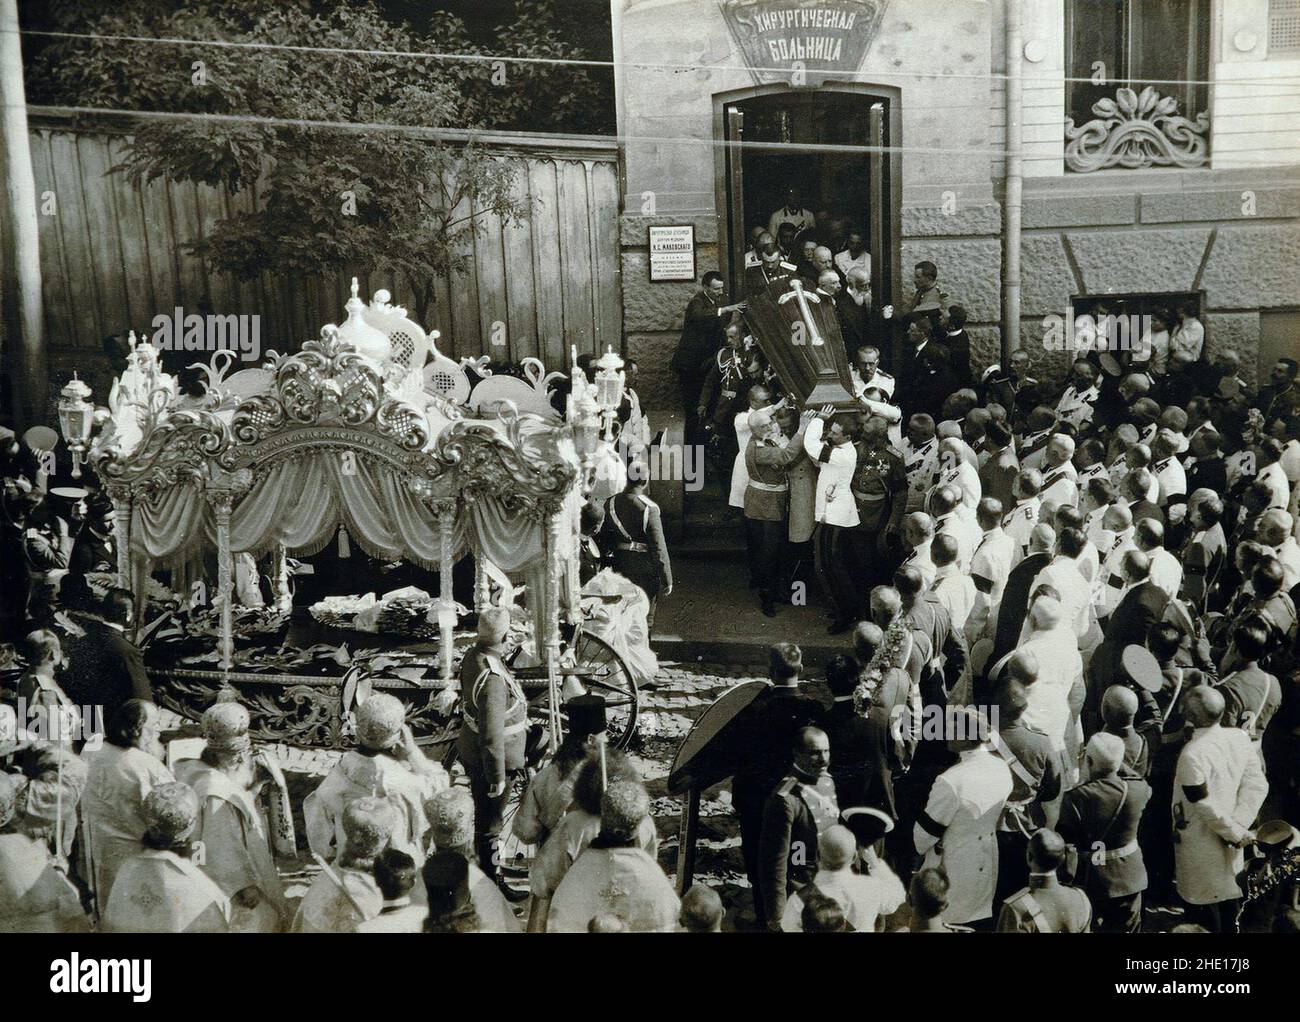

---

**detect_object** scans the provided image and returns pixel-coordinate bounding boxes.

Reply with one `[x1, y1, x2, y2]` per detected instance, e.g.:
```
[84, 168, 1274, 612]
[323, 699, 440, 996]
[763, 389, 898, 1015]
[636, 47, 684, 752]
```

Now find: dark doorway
[719, 88, 897, 310]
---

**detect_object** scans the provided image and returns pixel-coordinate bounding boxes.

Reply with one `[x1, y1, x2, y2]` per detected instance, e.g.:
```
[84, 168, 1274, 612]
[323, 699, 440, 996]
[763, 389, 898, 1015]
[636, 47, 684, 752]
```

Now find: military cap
[428, 787, 474, 850]
[354, 692, 405, 750]
[342, 795, 397, 858]
[1120, 645, 1163, 693]
[840, 806, 895, 847]
[565, 694, 607, 742]
[202, 701, 252, 755]
[1257, 820, 1298, 850]
[143, 782, 200, 843]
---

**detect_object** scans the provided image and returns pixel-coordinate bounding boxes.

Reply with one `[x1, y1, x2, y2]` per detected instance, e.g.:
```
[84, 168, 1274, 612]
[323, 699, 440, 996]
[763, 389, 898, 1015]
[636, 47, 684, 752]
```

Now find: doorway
[714, 85, 900, 315]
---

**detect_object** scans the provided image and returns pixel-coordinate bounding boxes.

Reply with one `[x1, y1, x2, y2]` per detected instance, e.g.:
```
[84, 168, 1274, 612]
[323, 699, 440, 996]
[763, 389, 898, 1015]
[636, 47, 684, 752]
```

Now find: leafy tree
[26, 0, 610, 325]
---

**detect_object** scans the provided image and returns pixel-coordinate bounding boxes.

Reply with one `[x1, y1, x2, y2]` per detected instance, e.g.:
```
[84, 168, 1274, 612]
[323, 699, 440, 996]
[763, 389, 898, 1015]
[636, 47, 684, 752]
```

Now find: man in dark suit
[989, 524, 1055, 669]
[731, 644, 826, 915]
[672, 271, 745, 439]
[1057, 731, 1151, 932]
[1123, 469, 1165, 529]
[1095, 550, 1171, 688]
[1185, 429, 1228, 500]
[980, 420, 1020, 512]
[942, 304, 973, 386]
[822, 653, 896, 817]
[60, 586, 153, 721]
[756, 726, 837, 929]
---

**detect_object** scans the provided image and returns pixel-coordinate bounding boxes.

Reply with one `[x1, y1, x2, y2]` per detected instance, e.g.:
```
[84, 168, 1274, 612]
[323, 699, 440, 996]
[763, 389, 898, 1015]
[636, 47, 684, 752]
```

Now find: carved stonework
[1066, 86, 1209, 173]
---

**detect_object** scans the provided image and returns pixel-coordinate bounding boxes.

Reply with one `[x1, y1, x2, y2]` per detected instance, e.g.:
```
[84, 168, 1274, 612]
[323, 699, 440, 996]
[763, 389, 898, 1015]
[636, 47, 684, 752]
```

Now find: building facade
[614, 0, 1300, 412]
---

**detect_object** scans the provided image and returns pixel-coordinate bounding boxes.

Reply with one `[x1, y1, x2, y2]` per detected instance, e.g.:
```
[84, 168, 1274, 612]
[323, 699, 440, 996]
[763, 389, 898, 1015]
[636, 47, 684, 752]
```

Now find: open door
[725, 107, 747, 299]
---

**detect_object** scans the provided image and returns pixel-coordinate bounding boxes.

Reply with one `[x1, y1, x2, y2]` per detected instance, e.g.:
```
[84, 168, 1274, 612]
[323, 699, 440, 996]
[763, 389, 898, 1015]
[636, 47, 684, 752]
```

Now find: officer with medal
[457, 606, 530, 901]
[850, 415, 909, 577]
[756, 726, 839, 930]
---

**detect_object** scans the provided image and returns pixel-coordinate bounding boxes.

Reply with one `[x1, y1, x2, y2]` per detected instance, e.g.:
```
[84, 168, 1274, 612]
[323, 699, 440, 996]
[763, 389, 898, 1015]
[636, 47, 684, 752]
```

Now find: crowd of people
[2, 227, 1300, 932]
[668, 236, 1300, 931]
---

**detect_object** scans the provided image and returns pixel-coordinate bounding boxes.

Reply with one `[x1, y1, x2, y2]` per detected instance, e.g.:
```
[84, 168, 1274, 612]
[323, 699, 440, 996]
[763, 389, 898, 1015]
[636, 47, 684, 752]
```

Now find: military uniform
[457, 642, 529, 873]
[1018, 428, 1054, 473]
[997, 872, 1092, 932]
[1002, 497, 1041, 563]
[730, 685, 826, 915]
[847, 441, 908, 592]
[756, 770, 839, 928]
[1058, 775, 1150, 932]
[989, 721, 1063, 908]
[744, 259, 797, 298]
[745, 425, 808, 609]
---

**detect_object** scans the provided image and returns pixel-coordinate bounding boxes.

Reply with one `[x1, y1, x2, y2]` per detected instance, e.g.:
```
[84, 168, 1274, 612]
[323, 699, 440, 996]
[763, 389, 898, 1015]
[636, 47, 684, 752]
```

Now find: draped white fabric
[129, 451, 554, 578]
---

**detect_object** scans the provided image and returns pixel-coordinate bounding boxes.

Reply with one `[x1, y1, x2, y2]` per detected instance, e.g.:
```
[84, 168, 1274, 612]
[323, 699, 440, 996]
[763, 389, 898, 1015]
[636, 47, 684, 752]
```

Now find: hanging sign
[720, 0, 890, 86]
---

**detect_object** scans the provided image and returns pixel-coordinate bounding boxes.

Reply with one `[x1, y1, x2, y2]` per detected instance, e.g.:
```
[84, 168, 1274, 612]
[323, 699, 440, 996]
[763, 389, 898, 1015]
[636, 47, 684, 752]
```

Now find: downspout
[1002, 0, 1023, 364]
[0, 0, 47, 423]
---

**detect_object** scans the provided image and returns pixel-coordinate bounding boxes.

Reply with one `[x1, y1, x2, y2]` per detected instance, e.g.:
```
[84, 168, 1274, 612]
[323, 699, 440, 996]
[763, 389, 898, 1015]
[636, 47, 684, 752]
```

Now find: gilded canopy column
[432, 498, 459, 685]
[209, 489, 237, 671]
[104, 483, 133, 590]
[543, 504, 564, 747]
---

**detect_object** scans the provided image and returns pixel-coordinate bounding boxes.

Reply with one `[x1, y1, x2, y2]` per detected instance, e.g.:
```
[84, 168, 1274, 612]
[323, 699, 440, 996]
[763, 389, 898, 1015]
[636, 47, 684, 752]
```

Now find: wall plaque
[648, 225, 697, 282]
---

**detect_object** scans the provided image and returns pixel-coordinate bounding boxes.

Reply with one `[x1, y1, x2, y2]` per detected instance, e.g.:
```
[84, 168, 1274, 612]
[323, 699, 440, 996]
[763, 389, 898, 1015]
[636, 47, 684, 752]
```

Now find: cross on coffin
[743, 276, 857, 412]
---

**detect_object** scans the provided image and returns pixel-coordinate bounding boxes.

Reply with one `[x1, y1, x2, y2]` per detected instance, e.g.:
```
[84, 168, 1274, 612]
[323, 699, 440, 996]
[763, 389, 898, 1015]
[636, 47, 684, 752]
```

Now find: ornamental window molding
[1064, 86, 1209, 174]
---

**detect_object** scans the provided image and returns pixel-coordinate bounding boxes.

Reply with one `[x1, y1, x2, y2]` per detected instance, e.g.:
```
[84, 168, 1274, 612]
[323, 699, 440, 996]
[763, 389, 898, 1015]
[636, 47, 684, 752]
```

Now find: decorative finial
[350, 277, 360, 299]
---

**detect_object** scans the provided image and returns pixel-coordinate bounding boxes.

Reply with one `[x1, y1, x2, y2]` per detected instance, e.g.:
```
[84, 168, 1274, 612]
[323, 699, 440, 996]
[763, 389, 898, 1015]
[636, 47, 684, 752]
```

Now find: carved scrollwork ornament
[1065, 86, 1208, 173]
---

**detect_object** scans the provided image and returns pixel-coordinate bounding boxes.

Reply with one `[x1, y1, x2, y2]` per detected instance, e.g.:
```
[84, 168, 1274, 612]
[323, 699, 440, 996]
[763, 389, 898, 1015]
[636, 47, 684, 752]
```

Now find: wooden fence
[25, 115, 622, 403]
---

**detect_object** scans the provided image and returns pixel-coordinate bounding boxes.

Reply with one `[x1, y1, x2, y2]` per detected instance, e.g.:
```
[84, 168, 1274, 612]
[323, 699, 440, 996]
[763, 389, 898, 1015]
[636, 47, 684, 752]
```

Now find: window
[1065, 0, 1210, 128]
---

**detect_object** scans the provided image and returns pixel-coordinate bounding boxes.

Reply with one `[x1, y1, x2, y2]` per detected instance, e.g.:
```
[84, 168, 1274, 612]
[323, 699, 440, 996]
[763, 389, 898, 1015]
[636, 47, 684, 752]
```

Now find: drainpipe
[1002, 0, 1023, 364]
[0, 0, 46, 422]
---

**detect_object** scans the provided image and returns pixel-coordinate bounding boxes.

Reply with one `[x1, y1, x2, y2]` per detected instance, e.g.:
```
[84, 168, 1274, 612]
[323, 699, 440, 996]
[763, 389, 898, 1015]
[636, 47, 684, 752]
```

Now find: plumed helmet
[143, 782, 200, 844]
[354, 693, 406, 750]
[427, 787, 474, 851]
[599, 780, 649, 844]
[202, 701, 252, 756]
[342, 796, 397, 859]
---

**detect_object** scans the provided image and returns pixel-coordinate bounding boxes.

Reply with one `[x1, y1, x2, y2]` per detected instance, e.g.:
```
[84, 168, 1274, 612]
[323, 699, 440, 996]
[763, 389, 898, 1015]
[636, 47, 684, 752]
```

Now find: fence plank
[529, 160, 566, 369]
[502, 161, 538, 363]
[29, 127, 621, 384]
[106, 138, 157, 333]
[557, 160, 595, 356]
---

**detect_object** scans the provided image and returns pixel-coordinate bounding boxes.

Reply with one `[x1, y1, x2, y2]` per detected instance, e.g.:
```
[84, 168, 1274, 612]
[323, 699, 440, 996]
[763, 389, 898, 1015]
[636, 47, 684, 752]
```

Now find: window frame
[1064, 0, 1211, 128]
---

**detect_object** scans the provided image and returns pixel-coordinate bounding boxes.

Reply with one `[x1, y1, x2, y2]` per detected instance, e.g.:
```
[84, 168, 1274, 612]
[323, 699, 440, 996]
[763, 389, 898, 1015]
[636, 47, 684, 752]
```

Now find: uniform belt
[748, 480, 788, 492]
[463, 717, 527, 737]
[853, 489, 887, 501]
[721, 389, 738, 399]
[617, 541, 649, 553]
[1103, 840, 1138, 862]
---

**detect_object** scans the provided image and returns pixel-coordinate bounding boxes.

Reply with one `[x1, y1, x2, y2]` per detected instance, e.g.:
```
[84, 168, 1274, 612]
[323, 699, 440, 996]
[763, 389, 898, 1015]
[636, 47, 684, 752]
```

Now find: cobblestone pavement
[174, 661, 766, 922]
